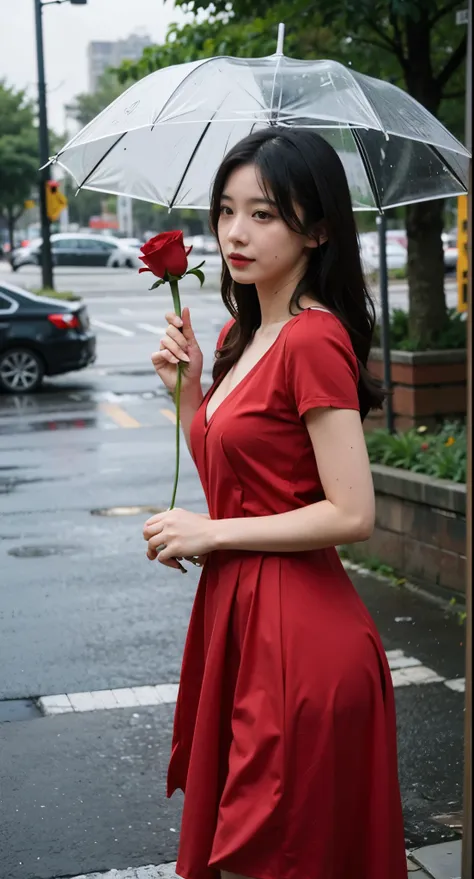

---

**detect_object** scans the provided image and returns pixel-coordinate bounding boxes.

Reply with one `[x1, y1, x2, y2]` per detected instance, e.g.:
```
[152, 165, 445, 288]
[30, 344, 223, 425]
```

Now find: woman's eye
[219, 205, 232, 215]
[254, 211, 272, 220]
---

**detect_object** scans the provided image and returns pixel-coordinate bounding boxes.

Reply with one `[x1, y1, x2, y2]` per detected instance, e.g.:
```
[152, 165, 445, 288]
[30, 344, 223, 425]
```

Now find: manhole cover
[8, 545, 79, 558]
[91, 506, 165, 517]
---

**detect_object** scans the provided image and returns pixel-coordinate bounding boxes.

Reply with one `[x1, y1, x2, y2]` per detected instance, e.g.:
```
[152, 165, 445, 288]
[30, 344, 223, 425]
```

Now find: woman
[143, 128, 407, 879]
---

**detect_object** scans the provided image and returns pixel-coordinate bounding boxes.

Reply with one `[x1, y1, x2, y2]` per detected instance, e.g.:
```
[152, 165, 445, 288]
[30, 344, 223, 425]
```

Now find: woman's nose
[227, 216, 249, 245]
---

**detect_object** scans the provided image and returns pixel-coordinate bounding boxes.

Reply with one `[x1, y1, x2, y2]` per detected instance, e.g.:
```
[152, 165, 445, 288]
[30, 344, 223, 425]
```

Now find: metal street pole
[34, 0, 54, 290]
[376, 213, 395, 432]
[462, 0, 472, 872]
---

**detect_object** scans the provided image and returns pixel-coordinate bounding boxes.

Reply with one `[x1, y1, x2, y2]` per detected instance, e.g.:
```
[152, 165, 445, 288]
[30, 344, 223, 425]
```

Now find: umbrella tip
[276, 22, 285, 55]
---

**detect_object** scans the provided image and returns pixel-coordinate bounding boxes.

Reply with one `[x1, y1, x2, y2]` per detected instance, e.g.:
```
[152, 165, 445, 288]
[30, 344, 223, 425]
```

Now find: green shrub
[365, 420, 466, 483]
[372, 308, 467, 351]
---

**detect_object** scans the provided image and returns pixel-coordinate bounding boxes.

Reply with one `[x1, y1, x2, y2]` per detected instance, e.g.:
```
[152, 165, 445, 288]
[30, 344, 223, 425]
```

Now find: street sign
[457, 195, 468, 312]
[45, 180, 67, 222]
[456, 8, 468, 24]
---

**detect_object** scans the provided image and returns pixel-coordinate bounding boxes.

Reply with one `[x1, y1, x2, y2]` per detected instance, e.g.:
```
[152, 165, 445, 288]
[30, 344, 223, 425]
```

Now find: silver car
[10, 233, 141, 271]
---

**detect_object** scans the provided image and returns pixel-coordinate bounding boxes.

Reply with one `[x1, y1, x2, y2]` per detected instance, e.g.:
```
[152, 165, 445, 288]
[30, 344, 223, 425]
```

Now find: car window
[77, 238, 116, 251]
[53, 238, 79, 250]
[0, 291, 18, 313]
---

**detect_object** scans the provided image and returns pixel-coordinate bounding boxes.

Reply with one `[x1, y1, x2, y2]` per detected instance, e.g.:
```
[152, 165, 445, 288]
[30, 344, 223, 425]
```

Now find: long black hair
[209, 127, 385, 420]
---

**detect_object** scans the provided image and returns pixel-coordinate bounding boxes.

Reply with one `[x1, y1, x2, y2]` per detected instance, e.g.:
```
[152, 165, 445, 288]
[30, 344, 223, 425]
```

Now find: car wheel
[125, 258, 134, 269]
[0, 349, 44, 394]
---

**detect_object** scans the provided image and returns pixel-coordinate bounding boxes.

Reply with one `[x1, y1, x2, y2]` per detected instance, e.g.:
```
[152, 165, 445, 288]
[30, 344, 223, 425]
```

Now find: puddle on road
[91, 505, 164, 517]
[0, 699, 42, 723]
[8, 544, 81, 558]
[0, 417, 99, 435]
[0, 476, 60, 495]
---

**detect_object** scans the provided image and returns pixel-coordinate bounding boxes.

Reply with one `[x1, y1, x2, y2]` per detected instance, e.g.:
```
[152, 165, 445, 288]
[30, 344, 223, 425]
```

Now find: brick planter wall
[344, 464, 466, 597]
[366, 348, 467, 431]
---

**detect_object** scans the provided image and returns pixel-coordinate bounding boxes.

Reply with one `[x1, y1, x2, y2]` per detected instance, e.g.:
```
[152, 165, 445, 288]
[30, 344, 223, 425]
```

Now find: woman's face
[217, 163, 318, 289]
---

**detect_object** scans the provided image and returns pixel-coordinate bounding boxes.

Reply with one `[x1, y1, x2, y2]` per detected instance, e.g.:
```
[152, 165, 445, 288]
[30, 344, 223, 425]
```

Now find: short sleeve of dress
[284, 312, 360, 417]
[216, 317, 235, 351]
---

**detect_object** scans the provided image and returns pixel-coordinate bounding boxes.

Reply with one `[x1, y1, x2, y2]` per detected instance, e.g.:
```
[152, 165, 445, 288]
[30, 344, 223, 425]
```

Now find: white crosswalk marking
[72, 863, 178, 879]
[91, 319, 135, 337]
[136, 323, 166, 335]
[444, 678, 466, 692]
[38, 683, 179, 715]
[35, 648, 465, 717]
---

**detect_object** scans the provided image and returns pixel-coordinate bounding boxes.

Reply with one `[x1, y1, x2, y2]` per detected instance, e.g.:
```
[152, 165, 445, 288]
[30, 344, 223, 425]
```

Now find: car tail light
[48, 313, 81, 330]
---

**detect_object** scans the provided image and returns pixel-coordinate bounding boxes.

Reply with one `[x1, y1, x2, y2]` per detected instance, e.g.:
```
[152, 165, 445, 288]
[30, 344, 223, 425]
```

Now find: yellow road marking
[160, 408, 177, 424]
[100, 402, 141, 429]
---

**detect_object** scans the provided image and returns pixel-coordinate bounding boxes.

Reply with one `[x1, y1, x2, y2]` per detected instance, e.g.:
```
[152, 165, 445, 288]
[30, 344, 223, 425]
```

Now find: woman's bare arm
[213, 407, 375, 552]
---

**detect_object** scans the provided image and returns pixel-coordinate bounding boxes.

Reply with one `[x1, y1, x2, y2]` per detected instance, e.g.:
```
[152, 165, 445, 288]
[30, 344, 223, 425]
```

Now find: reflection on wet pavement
[0, 417, 100, 435]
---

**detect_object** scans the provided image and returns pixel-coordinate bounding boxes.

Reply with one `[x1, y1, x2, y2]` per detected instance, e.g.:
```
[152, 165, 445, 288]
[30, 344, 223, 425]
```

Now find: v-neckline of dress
[203, 306, 332, 430]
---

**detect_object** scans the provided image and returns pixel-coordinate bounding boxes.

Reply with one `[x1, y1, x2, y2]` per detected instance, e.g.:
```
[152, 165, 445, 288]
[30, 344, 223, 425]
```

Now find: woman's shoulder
[283, 308, 356, 358]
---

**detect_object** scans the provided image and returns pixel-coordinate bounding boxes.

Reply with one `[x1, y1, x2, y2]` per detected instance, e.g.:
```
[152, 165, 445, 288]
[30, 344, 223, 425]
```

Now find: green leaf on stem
[150, 278, 165, 290]
[187, 268, 205, 287]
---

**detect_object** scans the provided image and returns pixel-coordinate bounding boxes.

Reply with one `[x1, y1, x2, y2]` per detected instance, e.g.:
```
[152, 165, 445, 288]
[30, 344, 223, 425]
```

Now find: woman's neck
[255, 280, 323, 330]
[255, 274, 301, 329]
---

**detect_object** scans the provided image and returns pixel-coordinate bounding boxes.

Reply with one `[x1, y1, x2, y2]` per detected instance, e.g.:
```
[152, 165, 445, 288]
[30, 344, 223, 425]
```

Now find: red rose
[421, 442, 429, 451]
[139, 231, 192, 279]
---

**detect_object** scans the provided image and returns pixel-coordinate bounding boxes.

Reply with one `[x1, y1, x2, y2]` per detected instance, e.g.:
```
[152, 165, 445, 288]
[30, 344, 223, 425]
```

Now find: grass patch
[339, 547, 406, 586]
[368, 268, 407, 282]
[31, 287, 81, 302]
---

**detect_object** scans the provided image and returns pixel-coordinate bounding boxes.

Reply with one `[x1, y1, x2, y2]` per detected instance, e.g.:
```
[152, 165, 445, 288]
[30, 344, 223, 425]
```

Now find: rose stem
[169, 278, 181, 510]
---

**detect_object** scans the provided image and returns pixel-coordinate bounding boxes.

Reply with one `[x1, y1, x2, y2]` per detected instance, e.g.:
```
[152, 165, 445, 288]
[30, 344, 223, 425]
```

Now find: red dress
[167, 309, 407, 879]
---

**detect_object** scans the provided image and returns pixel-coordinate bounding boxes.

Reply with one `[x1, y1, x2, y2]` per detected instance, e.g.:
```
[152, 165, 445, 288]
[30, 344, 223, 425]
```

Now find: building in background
[87, 31, 152, 91]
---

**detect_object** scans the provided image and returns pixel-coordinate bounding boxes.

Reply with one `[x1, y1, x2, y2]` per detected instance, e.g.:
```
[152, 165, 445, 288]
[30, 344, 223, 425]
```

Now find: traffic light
[45, 180, 68, 222]
[457, 195, 468, 313]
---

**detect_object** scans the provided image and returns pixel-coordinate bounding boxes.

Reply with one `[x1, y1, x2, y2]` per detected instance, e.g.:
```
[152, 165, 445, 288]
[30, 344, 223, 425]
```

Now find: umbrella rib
[351, 128, 383, 212]
[76, 132, 127, 191]
[169, 114, 218, 210]
[269, 54, 283, 125]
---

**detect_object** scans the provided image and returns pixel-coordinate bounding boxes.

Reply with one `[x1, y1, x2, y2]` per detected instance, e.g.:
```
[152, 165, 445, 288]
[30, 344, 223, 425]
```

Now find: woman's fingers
[160, 334, 190, 363]
[147, 546, 184, 570]
[165, 308, 196, 347]
[151, 349, 179, 367]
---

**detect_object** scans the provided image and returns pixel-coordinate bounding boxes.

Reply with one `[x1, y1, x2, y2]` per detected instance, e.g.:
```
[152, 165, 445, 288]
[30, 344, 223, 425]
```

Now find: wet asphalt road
[0, 265, 466, 879]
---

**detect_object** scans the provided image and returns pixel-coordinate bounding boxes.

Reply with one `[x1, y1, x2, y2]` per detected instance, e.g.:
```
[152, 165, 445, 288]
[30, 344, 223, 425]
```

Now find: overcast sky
[0, 0, 188, 133]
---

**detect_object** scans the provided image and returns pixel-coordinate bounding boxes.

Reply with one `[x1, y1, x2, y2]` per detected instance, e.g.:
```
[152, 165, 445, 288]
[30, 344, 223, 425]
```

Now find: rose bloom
[139, 231, 192, 279]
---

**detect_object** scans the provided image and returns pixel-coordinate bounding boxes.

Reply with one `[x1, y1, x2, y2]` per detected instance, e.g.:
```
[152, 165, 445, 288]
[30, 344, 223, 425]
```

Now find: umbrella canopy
[51, 49, 470, 211]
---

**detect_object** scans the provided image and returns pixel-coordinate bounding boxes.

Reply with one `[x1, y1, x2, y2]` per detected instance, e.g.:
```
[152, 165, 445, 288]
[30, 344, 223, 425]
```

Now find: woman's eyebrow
[221, 193, 277, 206]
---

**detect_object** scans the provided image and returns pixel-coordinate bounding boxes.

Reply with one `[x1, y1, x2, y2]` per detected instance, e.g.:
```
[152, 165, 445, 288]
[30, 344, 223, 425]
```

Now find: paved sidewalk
[407, 839, 462, 878]
[64, 841, 466, 879]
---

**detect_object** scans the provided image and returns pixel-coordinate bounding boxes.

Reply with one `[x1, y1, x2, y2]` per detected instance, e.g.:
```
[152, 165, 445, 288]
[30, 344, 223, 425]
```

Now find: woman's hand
[143, 509, 216, 568]
[151, 306, 203, 394]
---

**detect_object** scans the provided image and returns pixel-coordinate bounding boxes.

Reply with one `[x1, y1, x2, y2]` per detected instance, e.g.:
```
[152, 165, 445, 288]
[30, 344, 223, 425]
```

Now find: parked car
[117, 237, 143, 249]
[0, 281, 96, 393]
[442, 232, 458, 273]
[10, 233, 141, 271]
[359, 233, 408, 272]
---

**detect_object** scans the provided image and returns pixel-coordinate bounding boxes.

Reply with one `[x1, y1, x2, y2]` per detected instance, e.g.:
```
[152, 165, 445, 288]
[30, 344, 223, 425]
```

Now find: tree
[117, 0, 467, 348]
[0, 82, 39, 252]
[65, 70, 125, 128]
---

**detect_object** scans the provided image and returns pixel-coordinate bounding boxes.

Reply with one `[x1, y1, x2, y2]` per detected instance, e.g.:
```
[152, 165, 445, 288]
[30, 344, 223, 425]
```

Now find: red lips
[228, 252, 254, 265]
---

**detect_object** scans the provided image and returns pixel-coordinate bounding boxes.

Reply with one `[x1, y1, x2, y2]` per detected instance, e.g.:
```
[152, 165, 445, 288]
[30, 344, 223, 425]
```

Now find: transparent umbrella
[50, 24, 471, 437]
[50, 25, 470, 210]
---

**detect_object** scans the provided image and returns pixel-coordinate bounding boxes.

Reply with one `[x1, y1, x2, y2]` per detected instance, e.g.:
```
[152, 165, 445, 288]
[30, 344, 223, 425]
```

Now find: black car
[0, 281, 96, 393]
